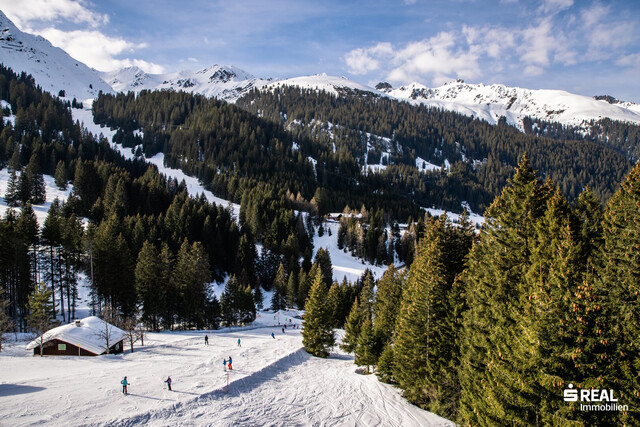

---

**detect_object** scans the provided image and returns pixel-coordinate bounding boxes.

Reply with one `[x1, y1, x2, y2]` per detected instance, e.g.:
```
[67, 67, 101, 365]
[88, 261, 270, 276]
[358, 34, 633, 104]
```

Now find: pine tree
[302, 268, 335, 357]
[54, 161, 67, 190]
[26, 155, 45, 204]
[314, 248, 333, 287]
[271, 263, 287, 311]
[600, 163, 640, 424]
[27, 282, 58, 357]
[135, 241, 165, 330]
[340, 296, 363, 353]
[373, 265, 404, 345]
[4, 169, 19, 207]
[354, 314, 383, 373]
[458, 155, 550, 425]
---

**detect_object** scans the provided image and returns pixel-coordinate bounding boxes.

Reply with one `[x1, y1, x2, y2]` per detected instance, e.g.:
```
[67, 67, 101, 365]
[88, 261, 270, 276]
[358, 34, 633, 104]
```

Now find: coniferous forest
[2, 64, 640, 424]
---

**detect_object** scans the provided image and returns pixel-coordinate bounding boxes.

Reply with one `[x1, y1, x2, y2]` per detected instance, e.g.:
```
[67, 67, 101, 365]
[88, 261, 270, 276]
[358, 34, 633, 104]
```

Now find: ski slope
[0, 325, 453, 426]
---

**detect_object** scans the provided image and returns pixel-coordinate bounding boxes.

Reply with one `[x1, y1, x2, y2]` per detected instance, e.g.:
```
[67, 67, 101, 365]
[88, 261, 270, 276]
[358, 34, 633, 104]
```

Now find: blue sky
[1, 0, 640, 101]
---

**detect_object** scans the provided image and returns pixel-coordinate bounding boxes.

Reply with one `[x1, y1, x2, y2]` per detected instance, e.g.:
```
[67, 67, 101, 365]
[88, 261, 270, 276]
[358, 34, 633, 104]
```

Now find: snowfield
[0, 322, 453, 426]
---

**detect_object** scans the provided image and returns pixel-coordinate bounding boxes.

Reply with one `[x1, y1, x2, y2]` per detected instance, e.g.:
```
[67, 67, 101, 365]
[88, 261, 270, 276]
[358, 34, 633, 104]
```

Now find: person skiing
[237, 338, 241, 347]
[165, 376, 172, 391]
[228, 356, 233, 370]
[223, 359, 227, 370]
[271, 332, 275, 339]
[282, 327, 285, 334]
[205, 335, 209, 345]
[121, 376, 129, 395]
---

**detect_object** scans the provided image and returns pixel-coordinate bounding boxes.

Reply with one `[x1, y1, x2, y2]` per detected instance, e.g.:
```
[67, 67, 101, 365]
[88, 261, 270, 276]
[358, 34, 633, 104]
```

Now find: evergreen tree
[458, 155, 550, 425]
[26, 155, 45, 204]
[271, 263, 287, 311]
[372, 265, 404, 345]
[302, 268, 335, 357]
[135, 241, 166, 330]
[4, 169, 19, 207]
[54, 161, 67, 190]
[354, 314, 383, 373]
[600, 163, 640, 424]
[340, 296, 363, 353]
[314, 247, 333, 287]
[26, 282, 58, 357]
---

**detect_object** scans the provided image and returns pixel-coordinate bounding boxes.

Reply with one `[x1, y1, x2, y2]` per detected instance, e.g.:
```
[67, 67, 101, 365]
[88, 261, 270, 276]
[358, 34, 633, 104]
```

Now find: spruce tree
[393, 217, 461, 418]
[54, 161, 67, 190]
[271, 263, 287, 311]
[340, 296, 363, 353]
[135, 241, 164, 330]
[27, 282, 58, 357]
[458, 155, 549, 426]
[354, 314, 383, 373]
[600, 163, 640, 424]
[4, 169, 19, 207]
[302, 268, 335, 357]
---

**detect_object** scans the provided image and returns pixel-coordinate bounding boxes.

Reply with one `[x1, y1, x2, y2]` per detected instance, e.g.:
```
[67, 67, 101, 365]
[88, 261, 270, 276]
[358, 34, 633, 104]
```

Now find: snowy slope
[383, 80, 640, 130]
[264, 73, 383, 97]
[101, 64, 272, 102]
[0, 326, 452, 426]
[0, 11, 112, 101]
[0, 167, 73, 225]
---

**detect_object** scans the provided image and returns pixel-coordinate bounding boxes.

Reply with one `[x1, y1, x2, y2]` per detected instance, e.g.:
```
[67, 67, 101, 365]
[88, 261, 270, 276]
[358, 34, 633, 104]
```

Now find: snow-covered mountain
[263, 73, 381, 97]
[0, 10, 112, 101]
[101, 64, 272, 102]
[380, 80, 640, 130]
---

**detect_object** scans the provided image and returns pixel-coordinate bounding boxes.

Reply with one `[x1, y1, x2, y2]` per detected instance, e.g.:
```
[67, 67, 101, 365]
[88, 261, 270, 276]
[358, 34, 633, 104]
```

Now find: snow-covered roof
[26, 316, 126, 355]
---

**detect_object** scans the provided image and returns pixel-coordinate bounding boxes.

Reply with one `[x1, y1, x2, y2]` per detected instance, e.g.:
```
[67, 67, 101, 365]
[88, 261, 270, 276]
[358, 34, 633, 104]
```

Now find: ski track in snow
[0, 328, 452, 427]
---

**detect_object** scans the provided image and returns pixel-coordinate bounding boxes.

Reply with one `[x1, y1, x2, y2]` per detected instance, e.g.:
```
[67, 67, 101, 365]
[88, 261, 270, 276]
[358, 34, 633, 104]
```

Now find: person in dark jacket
[165, 376, 172, 391]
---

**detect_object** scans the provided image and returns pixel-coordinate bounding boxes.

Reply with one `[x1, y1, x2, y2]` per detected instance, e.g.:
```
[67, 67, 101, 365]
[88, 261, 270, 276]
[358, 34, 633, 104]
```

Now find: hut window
[58, 344, 66, 351]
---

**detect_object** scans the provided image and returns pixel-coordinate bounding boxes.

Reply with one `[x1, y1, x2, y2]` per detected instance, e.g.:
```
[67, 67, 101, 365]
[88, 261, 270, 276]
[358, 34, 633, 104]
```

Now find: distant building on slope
[26, 316, 125, 356]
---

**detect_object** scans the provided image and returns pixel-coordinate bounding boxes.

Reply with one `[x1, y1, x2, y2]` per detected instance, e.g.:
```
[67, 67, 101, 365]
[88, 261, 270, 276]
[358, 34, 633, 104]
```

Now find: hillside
[0, 11, 112, 100]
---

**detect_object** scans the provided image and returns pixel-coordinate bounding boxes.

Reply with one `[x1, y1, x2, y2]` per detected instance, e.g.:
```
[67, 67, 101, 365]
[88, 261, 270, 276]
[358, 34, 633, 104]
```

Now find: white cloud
[539, 0, 574, 15]
[36, 28, 164, 73]
[0, 0, 108, 28]
[344, 42, 393, 75]
[403, 0, 417, 4]
[580, 3, 609, 27]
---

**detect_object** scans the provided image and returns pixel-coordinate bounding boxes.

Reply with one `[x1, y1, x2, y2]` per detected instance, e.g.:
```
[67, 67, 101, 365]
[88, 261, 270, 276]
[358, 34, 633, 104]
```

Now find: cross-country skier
[237, 338, 241, 347]
[165, 376, 172, 391]
[121, 376, 129, 395]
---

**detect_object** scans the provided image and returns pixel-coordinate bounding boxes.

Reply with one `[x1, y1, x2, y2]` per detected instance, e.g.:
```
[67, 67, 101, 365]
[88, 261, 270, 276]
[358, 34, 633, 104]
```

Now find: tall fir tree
[458, 155, 550, 426]
[599, 163, 640, 424]
[27, 282, 58, 357]
[302, 268, 335, 358]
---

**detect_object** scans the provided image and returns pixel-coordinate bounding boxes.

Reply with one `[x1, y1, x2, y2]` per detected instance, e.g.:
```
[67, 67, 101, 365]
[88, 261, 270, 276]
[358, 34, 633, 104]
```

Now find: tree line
[303, 155, 639, 425]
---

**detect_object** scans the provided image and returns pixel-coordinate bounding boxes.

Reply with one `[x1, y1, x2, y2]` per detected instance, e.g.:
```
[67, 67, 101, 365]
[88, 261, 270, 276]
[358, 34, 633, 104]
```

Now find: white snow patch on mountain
[264, 73, 383, 97]
[384, 80, 640, 130]
[0, 11, 113, 101]
[415, 156, 441, 172]
[101, 64, 272, 103]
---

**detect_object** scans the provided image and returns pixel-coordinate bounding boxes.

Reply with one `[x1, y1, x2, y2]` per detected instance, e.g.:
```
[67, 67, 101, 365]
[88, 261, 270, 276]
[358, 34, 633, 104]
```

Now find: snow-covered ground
[313, 221, 388, 283]
[0, 168, 73, 225]
[0, 322, 452, 426]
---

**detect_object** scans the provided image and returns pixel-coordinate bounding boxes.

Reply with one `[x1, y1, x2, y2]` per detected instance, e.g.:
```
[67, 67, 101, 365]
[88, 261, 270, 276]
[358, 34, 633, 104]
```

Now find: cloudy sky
[1, 0, 639, 101]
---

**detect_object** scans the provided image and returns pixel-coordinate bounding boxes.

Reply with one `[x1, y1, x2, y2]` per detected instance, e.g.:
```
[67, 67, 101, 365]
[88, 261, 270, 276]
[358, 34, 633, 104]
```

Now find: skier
[223, 359, 227, 370]
[165, 376, 172, 391]
[282, 327, 285, 334]
[205, 335, 209, 345]
[271, 332, 275, 339]
[237, 338, 241, 347]
[121, 376, 129, 395]
[228, 356, 233, 370]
